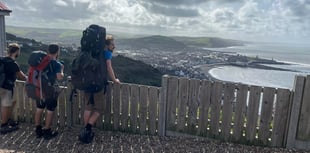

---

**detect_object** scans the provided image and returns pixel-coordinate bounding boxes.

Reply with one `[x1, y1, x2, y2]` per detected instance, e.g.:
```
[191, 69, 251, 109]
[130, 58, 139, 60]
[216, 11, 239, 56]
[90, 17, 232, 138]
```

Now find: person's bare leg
[83, 110, 92, 126]
[1, 106, 10, 124]
[87, 112, 100, 125]
[44, 110, 54, 129]
[35, 108, 44, 126]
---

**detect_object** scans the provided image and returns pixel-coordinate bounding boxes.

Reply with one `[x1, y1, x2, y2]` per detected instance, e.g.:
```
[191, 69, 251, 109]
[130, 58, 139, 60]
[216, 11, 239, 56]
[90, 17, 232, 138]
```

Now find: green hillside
[173, 36, 245, 48]
[6, 33, 163, 87]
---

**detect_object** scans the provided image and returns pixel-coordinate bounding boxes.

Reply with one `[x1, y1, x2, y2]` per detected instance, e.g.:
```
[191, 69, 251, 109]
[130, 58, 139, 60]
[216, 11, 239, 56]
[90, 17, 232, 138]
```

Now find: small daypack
[26, 51, 57, 101]
[0, 57, 5, 87]
[71, 24, 108, 93]
[0, 57, 15, 88]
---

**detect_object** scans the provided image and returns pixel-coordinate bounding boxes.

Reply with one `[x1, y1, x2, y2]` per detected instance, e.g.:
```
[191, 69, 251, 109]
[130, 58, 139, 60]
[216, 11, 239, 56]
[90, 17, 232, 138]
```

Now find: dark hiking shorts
[36, 98, 58, 111]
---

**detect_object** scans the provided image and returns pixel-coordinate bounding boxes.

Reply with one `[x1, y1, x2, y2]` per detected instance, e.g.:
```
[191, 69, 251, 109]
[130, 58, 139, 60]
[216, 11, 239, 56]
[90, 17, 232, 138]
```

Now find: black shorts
[36, 98, 58, 111]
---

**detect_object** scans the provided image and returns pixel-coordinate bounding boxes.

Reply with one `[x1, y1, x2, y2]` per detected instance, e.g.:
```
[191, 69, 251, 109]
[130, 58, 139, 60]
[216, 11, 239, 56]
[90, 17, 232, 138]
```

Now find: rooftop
[0, 2, 11, 13]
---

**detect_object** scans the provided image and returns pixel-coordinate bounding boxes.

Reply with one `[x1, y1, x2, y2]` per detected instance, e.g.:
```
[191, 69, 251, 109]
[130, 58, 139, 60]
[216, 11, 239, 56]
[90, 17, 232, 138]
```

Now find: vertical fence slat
[149, 87, 159, 135]
[177, 78, 189, 132]
[13, 82, 20, 121]
[95, 90, 104, 129]
[58, 89, 66, 128]
[104, 83, 112, 130]
[187, 79, 200, 133]
[121, 84, 130, 130]
[233, 84, 248, 141]
[258, 87, 275, 145]
[19, 82, 25, 121]
[286, 76, 305, 148]
[198, 80, 211, 135]
[66, 81, 73, 127]
[210, 81, 223, 137]
[297, 75, 310, 141]
[272, 88, 291, 147]
[72, 90, 80, 125]
[139, 86, 148, 133]
[221, 83, 235, 141]
[159, 75, 168, 136]
[246, 86, 262, 142]
[113, 83, 121, 130]
[130, 85, 139, 132]
[166, 77, 178, 130]
[79, 91, 85, 126]
[25, 96, 31, 123]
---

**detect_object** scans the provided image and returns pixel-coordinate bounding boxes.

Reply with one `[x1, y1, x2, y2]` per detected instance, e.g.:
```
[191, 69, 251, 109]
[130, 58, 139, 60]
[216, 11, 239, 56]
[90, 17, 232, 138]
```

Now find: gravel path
[0, 123, 309, 153]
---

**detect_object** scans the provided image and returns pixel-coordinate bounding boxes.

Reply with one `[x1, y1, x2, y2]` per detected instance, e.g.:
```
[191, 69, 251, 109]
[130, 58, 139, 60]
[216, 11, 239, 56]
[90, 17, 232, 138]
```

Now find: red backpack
[25, 51, 53, 101]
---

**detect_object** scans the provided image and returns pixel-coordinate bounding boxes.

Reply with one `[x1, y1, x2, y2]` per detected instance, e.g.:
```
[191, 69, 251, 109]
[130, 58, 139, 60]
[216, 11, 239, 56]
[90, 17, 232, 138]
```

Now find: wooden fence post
[286, 75, 305, 148]
[159, 75, 168, 136]
[66, 77, 73, 128]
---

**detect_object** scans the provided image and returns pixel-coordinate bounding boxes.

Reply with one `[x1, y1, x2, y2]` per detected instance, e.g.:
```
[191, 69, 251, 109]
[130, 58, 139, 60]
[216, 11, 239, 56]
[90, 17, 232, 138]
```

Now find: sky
[2, 0, 310, 43]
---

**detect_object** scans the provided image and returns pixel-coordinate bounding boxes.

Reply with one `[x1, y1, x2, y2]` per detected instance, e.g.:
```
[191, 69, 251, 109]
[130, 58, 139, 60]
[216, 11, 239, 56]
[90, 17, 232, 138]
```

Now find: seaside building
[0, 2, 11, 57]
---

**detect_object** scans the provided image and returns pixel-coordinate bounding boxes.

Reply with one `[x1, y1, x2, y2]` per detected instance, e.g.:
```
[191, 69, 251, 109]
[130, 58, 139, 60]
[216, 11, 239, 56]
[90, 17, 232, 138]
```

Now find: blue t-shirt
[47, 60, 62, 84]
[104, 50, 112, 60]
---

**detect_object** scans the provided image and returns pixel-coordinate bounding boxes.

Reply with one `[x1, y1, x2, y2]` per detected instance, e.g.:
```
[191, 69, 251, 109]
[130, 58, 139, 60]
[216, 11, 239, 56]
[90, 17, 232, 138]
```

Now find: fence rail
[6, 75, 310, 150]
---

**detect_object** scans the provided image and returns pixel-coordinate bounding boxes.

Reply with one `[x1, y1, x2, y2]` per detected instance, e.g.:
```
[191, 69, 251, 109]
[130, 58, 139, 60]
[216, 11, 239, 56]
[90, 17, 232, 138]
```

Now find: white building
[0, 2, 11, 57]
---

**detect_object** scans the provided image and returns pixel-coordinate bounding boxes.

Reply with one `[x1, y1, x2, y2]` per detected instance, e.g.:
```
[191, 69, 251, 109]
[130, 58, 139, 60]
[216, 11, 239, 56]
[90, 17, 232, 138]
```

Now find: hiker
[33, 44, 64, 140]
[82, 34, 121, 133]
[0, 43, 27, 134]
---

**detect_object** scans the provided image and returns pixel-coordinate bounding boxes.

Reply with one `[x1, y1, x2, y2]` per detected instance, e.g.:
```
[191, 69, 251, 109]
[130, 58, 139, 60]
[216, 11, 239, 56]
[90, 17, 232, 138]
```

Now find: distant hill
[6, 26, 245, 49]
[118, 35, 188, 51]
[6, 33, 163, 86]
[173, 36, 245, 48]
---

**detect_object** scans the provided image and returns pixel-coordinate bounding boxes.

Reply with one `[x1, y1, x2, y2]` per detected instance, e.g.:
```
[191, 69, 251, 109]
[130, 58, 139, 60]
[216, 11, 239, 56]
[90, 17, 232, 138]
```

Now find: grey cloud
[141, 0, 206, 6]
[285, 0, 310, 17]
[140, 1, 200, 17]
[3, 0, 93, 21]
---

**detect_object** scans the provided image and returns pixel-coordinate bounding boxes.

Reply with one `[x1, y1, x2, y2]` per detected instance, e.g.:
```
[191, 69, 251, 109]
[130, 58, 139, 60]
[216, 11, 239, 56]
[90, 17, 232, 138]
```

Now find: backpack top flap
[80, 24, 106, 58]
[28, 51, 51, 70]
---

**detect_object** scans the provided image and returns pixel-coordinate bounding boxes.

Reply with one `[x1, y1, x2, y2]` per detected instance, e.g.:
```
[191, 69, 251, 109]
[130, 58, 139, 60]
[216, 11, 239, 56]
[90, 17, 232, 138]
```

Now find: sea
[203, 42, 310, 89]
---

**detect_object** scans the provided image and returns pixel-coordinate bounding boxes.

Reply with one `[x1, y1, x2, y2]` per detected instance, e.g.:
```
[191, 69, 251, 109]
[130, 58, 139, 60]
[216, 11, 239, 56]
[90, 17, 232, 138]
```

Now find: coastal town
[116, 45, 289, 80]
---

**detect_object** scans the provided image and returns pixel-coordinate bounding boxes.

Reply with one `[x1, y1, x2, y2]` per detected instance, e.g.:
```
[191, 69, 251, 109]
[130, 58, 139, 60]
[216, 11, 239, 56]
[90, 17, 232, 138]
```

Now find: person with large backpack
[71, 25, 120, 143]
[30, 44, 64, 140]
[0, 43, 27, 134]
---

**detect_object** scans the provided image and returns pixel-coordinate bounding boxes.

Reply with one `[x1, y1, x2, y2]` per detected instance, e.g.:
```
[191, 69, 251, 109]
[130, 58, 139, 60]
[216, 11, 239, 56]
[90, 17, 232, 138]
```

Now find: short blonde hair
[7, 43, 20, 55]
[105, 35, 114, 46]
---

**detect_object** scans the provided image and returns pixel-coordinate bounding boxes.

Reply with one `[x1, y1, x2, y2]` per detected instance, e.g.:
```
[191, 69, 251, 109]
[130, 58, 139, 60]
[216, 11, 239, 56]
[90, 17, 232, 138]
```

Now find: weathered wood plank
[130, 85, 139, 132]
[287, 76, 306, 149]
[58, 89, 66, 128]
[79, 91, 85, 126]
[297, 75, 310, 141]
[197, 80, 211, 135]
[13, 82, 21, 121]
[71, 90, 80, 125]
[233, 84, 248, 141]
[24, 96, 31, 123]
[139, 86, 148, 133]
[187, 79, 200, 133]
[272, 88, 291, 147]
[166, 76, 178, 130]
[17, 82, 25, 121]
[221, 83, 235, 141]
[258, 87, 275, 145]
[104, 83, 112, 129]
[121, 84, 130, 130]
[210, 81, 223, 137]
[95, 90, 104, 130]
[66, 81, 73, 127]
[158, 75, 168, 136]
[246, 86, 262, 142]
[149, 87, 159, 135]
[113, 83, 121, 130]
[177, 78, 189, 132]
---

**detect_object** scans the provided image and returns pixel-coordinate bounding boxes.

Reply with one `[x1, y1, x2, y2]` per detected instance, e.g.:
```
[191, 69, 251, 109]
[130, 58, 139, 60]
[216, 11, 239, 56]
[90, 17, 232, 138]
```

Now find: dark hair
[48, 44, 59, 54]
[8, 43, 20, 55]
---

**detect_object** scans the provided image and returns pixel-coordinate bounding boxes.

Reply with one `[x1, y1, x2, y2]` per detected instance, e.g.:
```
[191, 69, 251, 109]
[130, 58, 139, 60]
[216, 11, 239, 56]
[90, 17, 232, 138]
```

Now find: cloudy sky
[2, 0, 310, 43]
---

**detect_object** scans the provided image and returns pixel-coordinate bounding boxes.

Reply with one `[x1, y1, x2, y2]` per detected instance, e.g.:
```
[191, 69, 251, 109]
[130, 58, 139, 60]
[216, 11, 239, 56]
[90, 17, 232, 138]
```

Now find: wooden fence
[7, 75, 310, 150]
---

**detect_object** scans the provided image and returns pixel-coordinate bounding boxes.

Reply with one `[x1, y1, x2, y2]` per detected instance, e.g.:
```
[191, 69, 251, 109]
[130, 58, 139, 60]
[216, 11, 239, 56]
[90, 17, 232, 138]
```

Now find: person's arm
[56, 63, 64, 80]
[16, 71, 27, 81]
[106, 60, 120, 84]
